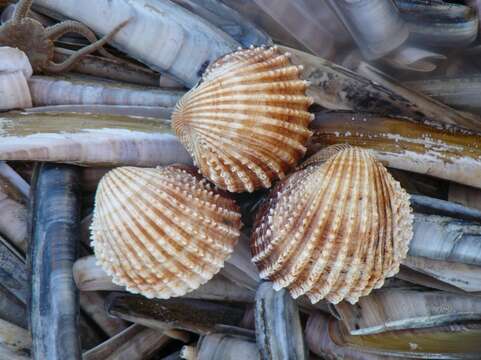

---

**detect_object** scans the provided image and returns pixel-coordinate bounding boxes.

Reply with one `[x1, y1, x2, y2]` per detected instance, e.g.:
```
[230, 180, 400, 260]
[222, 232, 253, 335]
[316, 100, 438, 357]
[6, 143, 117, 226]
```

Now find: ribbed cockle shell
[91, 165, 242, 299]
[251, 146, 413, 304]
[172, 46, 314, 193]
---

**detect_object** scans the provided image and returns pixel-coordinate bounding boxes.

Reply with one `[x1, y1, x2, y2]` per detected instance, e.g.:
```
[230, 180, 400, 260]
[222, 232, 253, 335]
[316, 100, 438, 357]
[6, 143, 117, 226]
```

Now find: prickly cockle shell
[90, 165, 242, 299]
[251, 146, 413, 304]
[172, 46, 314, 193]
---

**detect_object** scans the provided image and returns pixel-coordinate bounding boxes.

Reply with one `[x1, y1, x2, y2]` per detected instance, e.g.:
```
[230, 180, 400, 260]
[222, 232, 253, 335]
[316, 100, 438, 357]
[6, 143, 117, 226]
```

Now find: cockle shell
[251, 146, 413, 304]
[172, 46, 314, 193]
[90, 165, 242, 299]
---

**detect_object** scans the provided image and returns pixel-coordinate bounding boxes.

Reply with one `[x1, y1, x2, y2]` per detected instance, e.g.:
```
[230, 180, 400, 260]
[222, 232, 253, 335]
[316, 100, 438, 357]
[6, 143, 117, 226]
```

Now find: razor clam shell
[0, 283, 27, 329]
[52, 48, 173, 88]
[403, 76, 481, 116]
[308, 112, 481, 189]
[356, 62, 481, 131]
[403, 256, 481, 292]
[49, 195, 105, 349]
[34, 0, 239, 87]
[73, 255, 124, 292]
[246, 0, 339, 58]
[0, 72, 32, 111]
[216, 1, 299, 51]
[74, 255, 256, 302]
[307, 311, 481, 359]
[0, 165, 27, 204]
[326, 0, 408, 60]
[217, 324, 256, 339]
[409, 214, 481, 265]
[389, 169, 448, 200]
[73, 249, 326, 314]
[340, 49, 363, 71]
[396, 265, 473, 294]
[449, 183, 481, 212]
[0, 47, 33, 111]
[0, 47, 32, 77]
[83, 324, 170, 360]
[6, 163, 34, 187]
[394, 0, 471, 17]
[383, 47, 446, 73]
[0, 112, 192, 166]
[394, 0, 478, 47]
[0, 318, 31, 360]
[334, 288, 481, 335]
[0, 235, 27, 303]
[106, 293, 246, 335]
[306, 313, 386, 360]
[25, 105, 174, 119]
[29, 163, 81, 359]
[283, 47, 480, 130]
[72, 255, 328, 313]
[410, 194, 481, 223]
[79, 292, 127, 337]
[337, 322, 481, 359]
[170, 0, 271, 47]
[0, 236, 27, 328]
[186, 274, 255, 303]
[221, 234, 260, 291]
[0, 178, 27, 252]
[255, 282, 307, 360]
[28, 76, 183, 107]
[282, 46, 410, 112]
[197, 333, 260, 360]
[0, 162, 29, 200]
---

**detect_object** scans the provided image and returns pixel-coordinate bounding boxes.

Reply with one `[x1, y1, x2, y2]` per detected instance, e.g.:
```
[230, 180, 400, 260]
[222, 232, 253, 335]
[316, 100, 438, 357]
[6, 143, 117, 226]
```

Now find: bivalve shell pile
[2, 0, 481, 359]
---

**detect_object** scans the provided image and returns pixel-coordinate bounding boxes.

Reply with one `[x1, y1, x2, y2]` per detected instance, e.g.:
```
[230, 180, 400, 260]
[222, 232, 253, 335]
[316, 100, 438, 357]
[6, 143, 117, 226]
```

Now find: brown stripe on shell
[251, 147, 413, 304]
[172, 46, 314, 193]
[91, 165, 242, 299]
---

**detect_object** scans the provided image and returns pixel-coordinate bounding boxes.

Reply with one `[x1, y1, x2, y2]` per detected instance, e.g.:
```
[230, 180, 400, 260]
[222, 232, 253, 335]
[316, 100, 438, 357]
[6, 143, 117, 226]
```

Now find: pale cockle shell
[172, 46, 314, 193]
[251, 146, 413, 304]
[91, 165, 242, 299]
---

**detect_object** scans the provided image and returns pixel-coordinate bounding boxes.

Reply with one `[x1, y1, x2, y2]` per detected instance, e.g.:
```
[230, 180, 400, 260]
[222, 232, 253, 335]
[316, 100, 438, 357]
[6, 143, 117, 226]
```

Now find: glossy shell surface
[172, 46, 313, 193]
[251, 146, 413, 304]
[91, 165, 242, 298]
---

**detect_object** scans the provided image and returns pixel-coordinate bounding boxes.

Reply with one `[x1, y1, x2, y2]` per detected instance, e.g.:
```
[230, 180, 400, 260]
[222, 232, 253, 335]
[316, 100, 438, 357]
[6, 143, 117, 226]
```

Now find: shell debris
[251, 146, 414, 304]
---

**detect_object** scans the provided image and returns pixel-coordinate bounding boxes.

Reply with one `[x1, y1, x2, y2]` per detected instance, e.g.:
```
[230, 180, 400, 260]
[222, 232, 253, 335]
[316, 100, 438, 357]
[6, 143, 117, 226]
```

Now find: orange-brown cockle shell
[251, 146, 413, 304]
[90, 165, 242, 299]
[172, 46, 314, 193]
